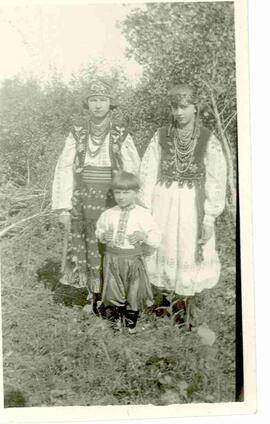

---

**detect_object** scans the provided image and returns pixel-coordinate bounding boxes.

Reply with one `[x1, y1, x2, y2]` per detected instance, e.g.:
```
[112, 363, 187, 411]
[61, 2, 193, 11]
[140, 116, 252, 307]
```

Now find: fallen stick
[0, 210, 51, 239]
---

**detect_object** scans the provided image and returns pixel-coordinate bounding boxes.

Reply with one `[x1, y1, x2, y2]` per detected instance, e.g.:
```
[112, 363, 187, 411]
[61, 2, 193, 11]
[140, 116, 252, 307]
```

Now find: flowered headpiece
[83, 79, 117, 109]
[168, 84, 197, 107]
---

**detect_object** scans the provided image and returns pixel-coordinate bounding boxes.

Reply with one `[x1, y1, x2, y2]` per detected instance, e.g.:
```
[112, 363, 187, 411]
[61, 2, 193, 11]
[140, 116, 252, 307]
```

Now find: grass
[1, 211, 236, 407]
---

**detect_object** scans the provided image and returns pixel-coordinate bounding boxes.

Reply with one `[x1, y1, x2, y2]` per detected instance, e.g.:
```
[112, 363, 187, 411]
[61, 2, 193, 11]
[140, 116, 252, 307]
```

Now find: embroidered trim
[72, 125, 88, 173]
[158, 126, 210, 189]
[114, 209, 130, 247]
[109, 125, 128, 172]
[114, 205, 135, 247]
[72, 123, 128, 174]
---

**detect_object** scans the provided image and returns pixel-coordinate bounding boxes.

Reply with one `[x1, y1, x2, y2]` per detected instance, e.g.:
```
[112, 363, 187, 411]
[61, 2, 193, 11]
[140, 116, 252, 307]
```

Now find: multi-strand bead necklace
[87, 115, 111, 157]
[173, 122, 199, 174]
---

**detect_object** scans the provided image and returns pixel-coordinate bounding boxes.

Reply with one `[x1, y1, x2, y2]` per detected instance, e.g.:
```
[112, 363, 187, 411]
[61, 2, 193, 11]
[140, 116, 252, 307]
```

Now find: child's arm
[95, 212, 114, 244]
[128, 210, 161, 248]
[128, 231, 146, 245]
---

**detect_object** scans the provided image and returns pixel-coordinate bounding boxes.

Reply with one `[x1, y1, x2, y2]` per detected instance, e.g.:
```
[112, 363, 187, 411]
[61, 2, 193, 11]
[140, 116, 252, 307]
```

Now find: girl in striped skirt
[52, 79, 140, 311]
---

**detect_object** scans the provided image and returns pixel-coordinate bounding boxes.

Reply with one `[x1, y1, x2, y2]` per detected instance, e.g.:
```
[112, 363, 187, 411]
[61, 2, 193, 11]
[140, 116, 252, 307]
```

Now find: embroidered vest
[158, 125, 211, 188]
[71, 122, 129, 175]
[158, 125, 211, 263]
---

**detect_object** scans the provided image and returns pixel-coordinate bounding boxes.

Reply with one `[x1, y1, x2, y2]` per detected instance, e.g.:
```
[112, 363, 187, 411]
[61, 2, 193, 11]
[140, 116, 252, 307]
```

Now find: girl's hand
[128, 231, 146, 245]
[59, 211, 71, 232]
[198, 224, 214, 245]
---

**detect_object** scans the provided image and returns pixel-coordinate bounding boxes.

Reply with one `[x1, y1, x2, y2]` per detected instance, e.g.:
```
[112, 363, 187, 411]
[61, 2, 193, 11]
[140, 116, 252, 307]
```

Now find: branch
[202, 79, 236, 223]
[26, 158, 30, 186]
[218, 102, 229, 118]
[39, 179, 51, 213]
[211, 53, 218, 81]
[223, 111, 237, 132]
[12, 193, 46, 202]
[0, 208, 51, 239]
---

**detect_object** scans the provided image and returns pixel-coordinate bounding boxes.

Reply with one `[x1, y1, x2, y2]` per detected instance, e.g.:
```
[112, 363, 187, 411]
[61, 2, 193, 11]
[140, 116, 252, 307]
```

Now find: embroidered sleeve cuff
[60, 210, 71, 216]
[203, 214, 215, 227]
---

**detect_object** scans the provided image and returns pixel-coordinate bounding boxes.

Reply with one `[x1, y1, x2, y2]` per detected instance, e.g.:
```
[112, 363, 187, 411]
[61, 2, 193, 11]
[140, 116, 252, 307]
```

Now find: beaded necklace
[172, 120, 199, 174]
[87, 114, 111, 157]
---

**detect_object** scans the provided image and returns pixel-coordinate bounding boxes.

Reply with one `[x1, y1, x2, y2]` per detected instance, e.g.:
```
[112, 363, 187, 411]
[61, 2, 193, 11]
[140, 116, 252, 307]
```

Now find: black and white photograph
[0, 0, 255, 421]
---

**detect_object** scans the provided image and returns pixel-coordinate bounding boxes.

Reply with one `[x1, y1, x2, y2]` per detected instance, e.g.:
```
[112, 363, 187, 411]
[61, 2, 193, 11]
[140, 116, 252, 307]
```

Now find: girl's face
[113, 189, 137, 208]
[87, 96, 110, 119]
[171, 102, 196, 126]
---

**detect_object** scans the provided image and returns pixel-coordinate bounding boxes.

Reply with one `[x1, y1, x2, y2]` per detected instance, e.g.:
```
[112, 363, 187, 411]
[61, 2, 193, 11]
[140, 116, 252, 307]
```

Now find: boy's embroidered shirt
[96, 205, 161, 249]
[114, 205, 135, 247]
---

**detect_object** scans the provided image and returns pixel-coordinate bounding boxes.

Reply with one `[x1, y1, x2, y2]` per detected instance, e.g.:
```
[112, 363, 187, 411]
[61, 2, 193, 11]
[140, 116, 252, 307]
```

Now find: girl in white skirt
[139, 84, 227, 327]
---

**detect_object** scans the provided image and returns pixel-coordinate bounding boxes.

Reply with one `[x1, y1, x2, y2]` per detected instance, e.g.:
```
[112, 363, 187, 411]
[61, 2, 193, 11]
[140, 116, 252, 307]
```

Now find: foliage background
[0, 1, 238, 407]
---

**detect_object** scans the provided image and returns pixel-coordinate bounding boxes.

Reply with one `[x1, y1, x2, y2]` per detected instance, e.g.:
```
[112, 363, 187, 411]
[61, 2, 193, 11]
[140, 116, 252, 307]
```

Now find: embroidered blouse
[139, 131, 227, 227]
[95, 205, 161, 250]
[52, 131, 140, 211]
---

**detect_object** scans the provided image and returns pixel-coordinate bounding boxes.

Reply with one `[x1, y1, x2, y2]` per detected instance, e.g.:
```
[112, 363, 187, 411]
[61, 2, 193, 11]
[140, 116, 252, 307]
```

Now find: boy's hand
[102, 227, 114, 243]
[128, 231, 146, 245]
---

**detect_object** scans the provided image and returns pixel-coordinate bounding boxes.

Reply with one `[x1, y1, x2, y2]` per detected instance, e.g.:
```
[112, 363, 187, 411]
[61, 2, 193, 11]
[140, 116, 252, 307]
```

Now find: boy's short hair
[111, 171, 141, 191]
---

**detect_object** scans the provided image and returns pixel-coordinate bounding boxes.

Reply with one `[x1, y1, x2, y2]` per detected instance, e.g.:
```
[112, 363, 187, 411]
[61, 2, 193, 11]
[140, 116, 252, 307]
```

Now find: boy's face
[113, 189, 137, 208]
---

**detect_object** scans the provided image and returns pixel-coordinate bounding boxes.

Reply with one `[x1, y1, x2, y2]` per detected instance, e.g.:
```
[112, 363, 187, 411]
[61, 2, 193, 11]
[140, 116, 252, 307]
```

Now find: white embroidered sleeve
[203, 134, 227, 226]
[138, 133, 161, 210]
[141, 210, 162, 249]
[52, 133, 76, 211]
[95, 211, 110, 242]
[121, 133, 141, 175]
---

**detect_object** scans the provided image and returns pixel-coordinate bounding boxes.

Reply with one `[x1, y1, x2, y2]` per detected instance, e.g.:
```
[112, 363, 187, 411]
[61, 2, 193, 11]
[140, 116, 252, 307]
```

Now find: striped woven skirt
[102, 246, 154, 311]
[62, 165, 115, 293]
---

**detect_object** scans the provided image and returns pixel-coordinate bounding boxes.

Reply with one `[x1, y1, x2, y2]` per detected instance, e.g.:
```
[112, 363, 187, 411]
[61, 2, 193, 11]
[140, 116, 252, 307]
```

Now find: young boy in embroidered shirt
[96, 171, 161, 333]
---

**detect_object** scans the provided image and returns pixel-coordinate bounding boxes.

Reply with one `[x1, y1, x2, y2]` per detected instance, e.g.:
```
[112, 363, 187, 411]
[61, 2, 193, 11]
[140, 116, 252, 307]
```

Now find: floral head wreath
[83, 79, 117, 110]
[167, 84, 201, 133]
[168, 84, 198, 108]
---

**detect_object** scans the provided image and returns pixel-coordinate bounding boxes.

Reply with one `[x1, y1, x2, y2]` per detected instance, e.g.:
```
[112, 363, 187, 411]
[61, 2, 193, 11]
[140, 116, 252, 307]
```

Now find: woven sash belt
[81, 166, 112, 184]
[105, 246, 143, 257]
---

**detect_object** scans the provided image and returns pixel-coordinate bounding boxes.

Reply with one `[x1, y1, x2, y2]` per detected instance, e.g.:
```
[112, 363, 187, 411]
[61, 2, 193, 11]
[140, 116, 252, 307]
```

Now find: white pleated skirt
[146, 182, 221, 296]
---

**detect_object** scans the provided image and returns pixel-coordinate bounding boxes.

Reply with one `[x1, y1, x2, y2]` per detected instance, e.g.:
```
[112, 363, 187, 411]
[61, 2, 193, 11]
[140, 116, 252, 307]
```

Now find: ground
[1, 211, 237, 407]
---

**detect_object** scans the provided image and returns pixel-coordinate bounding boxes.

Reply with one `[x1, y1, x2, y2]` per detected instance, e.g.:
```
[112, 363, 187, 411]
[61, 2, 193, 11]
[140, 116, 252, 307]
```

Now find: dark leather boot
[92, 292, 101, 316]
[124, 310, 139, 329]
